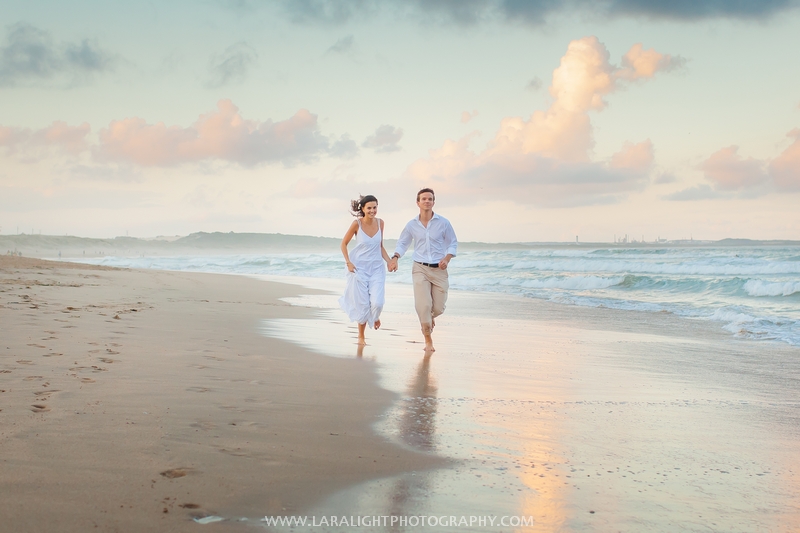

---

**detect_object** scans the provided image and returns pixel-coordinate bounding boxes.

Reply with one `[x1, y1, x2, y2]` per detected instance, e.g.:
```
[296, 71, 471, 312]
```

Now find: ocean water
[75, 245, 800, 347]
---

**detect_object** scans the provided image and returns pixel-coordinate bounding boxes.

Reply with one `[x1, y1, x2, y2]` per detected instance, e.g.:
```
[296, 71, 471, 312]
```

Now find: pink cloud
[0, 121, 90, 156]
[461, 110, 478, 123]
[97, 99, 329, 167]
[699, 130, 800, 194]
[398, 37, 667, 207]
[617, 43, 683, 81]
[34, 121, 91, 154]
[701, 146, 769, 190]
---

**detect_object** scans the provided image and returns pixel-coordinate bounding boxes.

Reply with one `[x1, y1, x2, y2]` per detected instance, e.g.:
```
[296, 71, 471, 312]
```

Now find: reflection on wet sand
[382, 355, 439, 530]
[397, 355, 438, 451]
[516, 414, 570, 532]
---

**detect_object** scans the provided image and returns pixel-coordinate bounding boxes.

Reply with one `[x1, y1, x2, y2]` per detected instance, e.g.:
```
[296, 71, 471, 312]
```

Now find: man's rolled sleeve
[445, 222, 458, 257]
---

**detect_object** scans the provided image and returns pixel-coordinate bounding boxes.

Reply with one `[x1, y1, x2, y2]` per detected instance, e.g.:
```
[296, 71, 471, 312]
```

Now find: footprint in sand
[190, 421, 217, 430]
[27, 344, 47, 348]
[1, 370, 12, 374]
[31, 404, 50, 412]
[160, 468, 193, 479]
[23, 376, 43, 381]
[70, 366, 107, 373]
[186, 387, 211, 393]
[16, 360, 35, 365]
[99, 357, 115, 364]
[81, 378, 96, 383]
[179, 503, 201, 509]
[106, 349, 120, 354]
[43, 353, 62, 357]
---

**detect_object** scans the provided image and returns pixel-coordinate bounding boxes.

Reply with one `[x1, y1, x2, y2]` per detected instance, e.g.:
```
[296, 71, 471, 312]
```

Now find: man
[388, 188, 458, 353]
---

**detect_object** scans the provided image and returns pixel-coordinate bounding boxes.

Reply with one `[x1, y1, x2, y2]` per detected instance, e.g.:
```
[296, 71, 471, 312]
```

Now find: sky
[1, 0, 799, 243]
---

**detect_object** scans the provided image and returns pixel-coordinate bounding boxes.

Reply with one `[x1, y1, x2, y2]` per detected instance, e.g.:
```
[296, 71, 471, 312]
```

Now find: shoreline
[258, 275, 800, 531]
[0, 256, 443, 532]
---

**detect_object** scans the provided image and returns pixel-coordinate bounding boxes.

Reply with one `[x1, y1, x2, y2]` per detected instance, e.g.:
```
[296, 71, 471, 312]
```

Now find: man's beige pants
[412, 262, 449, 335]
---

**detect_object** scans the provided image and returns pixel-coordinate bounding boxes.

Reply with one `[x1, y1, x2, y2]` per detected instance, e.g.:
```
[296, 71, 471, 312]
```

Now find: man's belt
[415, 261, 439, 268]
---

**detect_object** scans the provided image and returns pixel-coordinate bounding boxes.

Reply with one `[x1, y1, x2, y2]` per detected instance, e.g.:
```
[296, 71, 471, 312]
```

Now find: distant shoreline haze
[2, 232, 799, 258]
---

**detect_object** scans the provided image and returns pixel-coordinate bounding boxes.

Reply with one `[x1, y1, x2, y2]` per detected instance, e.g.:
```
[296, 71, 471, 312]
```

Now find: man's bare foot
[423, 334, 435, 353]
[374, 319, 381, 330]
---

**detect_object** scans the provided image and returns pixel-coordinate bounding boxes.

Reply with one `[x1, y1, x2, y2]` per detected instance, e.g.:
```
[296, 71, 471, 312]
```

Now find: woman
[339, 195, 391, 345]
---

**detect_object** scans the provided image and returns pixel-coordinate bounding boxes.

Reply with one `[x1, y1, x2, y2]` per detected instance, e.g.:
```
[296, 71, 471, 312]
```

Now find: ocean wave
[450, 274, 626, 292]
[743, 279, 800, 297]
[506, 258, 800, 276]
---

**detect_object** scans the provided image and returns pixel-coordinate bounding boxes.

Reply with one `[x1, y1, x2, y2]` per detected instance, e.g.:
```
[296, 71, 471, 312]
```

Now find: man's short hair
[416, 188, 435, 202]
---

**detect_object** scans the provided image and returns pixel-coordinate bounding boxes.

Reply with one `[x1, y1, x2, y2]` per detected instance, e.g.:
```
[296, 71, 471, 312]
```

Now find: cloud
[258, 0, 799, 26]
[327, 34, 355, 54]
[601, 0, 798, 20]
[617, 43, 685, 79]
[329, 134, 360, 158]
[398, 37, 670, 207]
[526, 77, 542, 91]
[96, 99, 330, 167]
[362, 124, 403, 153]
[0, 23, 115, 87]
[701, 146, 769, 191]
[206, 42, 258, 88]
[664, 184, 720, 201]
[697, 130, 800, 194]
[0, 121, 91, 156]
[278, 0, 376, 24]
[461, 110, 479, 123]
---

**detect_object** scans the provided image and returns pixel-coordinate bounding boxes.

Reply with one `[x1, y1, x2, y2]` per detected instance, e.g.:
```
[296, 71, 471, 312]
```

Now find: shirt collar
[415, 212, 440, 223]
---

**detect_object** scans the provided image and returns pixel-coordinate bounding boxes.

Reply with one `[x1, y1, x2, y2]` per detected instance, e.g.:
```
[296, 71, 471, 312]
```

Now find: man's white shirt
[394, 212, 458, 264]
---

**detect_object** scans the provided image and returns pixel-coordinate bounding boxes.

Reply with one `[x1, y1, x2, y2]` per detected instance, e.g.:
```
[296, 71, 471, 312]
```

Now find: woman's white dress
[339, 218, 386, 328]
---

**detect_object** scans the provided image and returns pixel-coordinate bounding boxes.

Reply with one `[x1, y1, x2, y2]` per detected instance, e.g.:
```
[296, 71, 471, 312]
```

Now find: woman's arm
[379, 219, 391, 263]
[341, 220, 359, 272]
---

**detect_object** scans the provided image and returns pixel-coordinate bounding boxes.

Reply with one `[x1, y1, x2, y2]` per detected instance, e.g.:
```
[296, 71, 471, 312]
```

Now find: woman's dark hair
[349, 194, 378, 217]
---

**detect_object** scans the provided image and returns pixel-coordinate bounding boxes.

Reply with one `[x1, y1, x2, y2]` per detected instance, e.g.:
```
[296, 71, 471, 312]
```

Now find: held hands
[387, 258, 398, 272]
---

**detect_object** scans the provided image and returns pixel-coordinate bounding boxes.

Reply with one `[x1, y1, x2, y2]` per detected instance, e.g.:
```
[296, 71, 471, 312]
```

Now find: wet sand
[262, 276, 800, 532]
[0, 257, 441, 532]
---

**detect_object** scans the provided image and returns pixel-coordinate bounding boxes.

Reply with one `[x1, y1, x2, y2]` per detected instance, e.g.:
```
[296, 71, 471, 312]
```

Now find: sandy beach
[0, 257, 441, 532]
[3, 257, 800, 532]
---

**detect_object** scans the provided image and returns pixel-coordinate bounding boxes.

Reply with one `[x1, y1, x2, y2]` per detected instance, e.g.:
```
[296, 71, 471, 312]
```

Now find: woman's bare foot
[357, 323, 367, 345]
[374, 319, 381, 330]
[357, 336, 367, 345]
